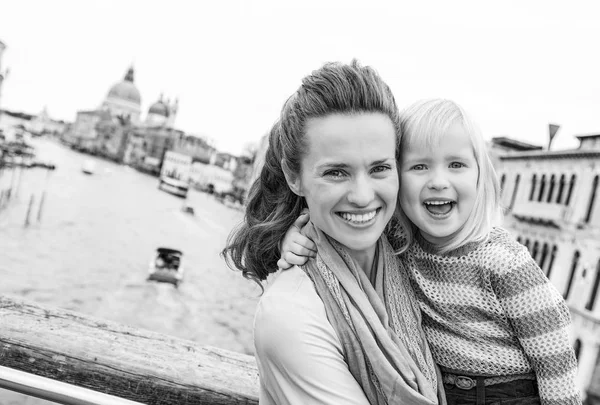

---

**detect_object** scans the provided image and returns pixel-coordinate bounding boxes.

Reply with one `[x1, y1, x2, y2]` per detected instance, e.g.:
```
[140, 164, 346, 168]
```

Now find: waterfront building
[62, 109, 110, 150]
[492, 135, 600, 403]
[28, 106, 68, 137]
[63, 66, 142, 148]
[0, 40, 6, 115]
[100, 66, 141, 124]
[64, 66, 185, 172]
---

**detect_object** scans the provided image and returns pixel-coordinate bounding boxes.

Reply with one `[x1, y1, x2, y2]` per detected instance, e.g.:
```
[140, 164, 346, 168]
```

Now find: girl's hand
[277, 211, 317, 270]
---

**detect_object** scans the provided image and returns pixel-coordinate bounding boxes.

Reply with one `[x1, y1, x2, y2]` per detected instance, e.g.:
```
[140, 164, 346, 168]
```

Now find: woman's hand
[277, 211, 317, 270]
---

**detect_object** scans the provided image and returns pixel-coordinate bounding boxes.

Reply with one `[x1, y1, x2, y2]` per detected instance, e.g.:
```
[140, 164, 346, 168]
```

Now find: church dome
[148, 100, 169, 117]
[107, 67, 141, 105]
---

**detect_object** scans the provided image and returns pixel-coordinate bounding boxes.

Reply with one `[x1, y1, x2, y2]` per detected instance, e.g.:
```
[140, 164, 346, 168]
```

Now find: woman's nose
[347, 176, 375, 206]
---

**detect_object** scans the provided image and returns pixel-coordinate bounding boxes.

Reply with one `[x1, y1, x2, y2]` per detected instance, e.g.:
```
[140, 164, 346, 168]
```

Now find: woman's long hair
[222, 60, 402, 288]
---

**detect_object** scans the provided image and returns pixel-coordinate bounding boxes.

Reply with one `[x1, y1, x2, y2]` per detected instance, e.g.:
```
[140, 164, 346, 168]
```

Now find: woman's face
[290, 113, 398, 259]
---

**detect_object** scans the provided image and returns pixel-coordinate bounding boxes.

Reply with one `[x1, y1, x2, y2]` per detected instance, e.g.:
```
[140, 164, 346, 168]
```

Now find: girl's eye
[449, 162, 465, 169]
[411, 164, 426, 171]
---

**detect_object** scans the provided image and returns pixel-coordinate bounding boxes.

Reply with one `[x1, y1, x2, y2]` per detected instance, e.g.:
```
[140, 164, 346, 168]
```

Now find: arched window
[516, 236, 522, 244]
[556, 174, 566, 204]
[573, 339, 582, 362]
[531, 241, 539, 262]
[500, 173, 506, 196]
[509, 174, 521, 211]
[546, 174, 556, 203]
[529, 174, 537, 201]
[539, 243, 549, 270]
[585, 259, 600, 311]
[538, 174, 547, 202]
[565, 174, 577, 206]
[585, 175, 599, 224]
[564, 250, 580, 299]
[546, 245, 557, 279]
[524, 239, 531, 250]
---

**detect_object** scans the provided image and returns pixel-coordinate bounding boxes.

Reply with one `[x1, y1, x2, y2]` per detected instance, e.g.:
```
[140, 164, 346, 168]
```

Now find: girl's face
[289, 113, 398, 262]
[399, 122, 479, 246]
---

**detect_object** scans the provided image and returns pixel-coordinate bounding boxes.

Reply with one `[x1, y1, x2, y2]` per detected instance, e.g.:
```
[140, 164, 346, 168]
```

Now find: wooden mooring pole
[36, 191, 46, 223]
[0, 296, 259, 404]
[23, 194, 34, 227]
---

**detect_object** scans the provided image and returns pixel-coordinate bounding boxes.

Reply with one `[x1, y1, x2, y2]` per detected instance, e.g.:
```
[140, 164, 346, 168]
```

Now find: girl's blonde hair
[394, 99, 502, 254]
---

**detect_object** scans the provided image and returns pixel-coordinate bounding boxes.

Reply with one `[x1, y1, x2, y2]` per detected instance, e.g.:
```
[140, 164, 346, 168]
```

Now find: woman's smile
[336, 208, 381, 226]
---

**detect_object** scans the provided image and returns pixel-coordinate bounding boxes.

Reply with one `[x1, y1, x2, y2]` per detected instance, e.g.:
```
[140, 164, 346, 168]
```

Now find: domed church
[101, 66, 142, 123]
[146, 94, 178, 128]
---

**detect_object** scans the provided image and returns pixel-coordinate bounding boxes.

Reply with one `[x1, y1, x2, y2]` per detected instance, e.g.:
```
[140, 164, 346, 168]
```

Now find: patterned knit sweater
[403, 227, 581, 405]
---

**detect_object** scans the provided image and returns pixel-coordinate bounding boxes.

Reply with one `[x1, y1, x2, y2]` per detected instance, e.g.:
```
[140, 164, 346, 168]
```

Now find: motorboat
[147, 247, 184, 288]
[158, 176, 188, 198]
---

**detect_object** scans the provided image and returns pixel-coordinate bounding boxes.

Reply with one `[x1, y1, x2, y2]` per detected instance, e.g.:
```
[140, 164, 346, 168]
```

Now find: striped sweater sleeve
[491, 237, 582, 405]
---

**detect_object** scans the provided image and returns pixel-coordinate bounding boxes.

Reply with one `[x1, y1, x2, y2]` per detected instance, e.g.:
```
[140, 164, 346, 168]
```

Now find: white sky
[1, 0, 599, 155]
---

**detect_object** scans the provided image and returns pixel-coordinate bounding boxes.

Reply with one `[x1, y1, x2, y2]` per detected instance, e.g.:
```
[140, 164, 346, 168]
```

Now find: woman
[222, 61, 444, 404]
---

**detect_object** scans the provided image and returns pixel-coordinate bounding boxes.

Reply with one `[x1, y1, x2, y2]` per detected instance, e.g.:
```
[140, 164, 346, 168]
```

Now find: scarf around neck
[301, 222, 445, 405]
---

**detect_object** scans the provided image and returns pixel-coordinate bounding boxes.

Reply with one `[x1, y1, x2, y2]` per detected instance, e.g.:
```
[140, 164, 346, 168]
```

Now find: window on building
[585, 175, 599, 224]
[500, 174, 506, 196]
[546, 174, 556, 203]
[564, 250, 580, 299]
[585, 259, 600, 311]
[524, 239, 531, 250]
[546, 245, 557, 279]
[517, 236, 522, 244]
[531, 241, 539, 262]
[565, 174, 577, 206]
[539, 243, 549, 269]
[538, 174, 547, 202]
[509, 174, 520, 212]
[556, 174, 566, 204]
[573, 339, 582, 362]
[529, 174, 537, 201]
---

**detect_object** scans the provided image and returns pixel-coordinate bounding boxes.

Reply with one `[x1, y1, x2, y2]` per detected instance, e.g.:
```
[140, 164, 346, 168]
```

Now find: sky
[1, 0, 599, 155]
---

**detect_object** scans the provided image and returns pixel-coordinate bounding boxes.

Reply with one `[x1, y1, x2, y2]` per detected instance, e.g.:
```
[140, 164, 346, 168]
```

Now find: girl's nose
[427, 171, 450, 190]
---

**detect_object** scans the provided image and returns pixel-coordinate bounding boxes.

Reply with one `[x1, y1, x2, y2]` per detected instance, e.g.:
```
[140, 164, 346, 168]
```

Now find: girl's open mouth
[423, 200, 455, 216]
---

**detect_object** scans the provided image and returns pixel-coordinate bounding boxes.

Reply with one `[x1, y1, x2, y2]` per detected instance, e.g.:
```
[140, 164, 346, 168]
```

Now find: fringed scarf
[302, 222, 445, 405]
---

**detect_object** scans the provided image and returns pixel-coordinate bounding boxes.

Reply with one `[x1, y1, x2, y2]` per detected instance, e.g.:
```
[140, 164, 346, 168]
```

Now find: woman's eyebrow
[316, 162, 349, 170]
[371, 158, 393, 165]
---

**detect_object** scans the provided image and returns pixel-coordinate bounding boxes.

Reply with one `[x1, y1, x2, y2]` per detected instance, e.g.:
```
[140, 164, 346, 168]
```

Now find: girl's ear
[282, 159, 303, 196]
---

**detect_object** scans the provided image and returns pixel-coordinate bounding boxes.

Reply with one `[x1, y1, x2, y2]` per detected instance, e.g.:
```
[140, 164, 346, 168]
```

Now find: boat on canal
[158, 176, 189, 198]
[147, 247, 184, 288]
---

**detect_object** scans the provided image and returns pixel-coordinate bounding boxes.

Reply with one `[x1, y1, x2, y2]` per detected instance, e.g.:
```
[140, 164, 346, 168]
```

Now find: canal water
[0, 138, 261, 404]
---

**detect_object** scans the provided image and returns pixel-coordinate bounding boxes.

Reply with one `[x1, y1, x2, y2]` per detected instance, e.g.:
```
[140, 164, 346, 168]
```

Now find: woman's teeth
[339, 210, 377, 223]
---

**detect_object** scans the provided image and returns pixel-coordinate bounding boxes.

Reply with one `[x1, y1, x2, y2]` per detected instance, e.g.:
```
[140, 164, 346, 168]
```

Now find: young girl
[279, 99, 581, 405]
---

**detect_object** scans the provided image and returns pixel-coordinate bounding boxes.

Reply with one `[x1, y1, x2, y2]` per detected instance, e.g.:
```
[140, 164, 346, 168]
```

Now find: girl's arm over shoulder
[254, 272, 369, 405]
[277, 211, 317, 270]
[490, 231, 582, 405]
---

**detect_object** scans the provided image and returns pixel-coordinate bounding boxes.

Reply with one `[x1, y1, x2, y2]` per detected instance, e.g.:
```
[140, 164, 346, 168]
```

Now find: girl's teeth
[340, 211, 376, 223]
[425, 201, 453, 215]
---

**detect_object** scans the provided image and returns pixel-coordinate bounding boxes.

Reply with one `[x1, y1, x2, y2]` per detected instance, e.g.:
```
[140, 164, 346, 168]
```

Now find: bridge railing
[0, 295, 259, 404]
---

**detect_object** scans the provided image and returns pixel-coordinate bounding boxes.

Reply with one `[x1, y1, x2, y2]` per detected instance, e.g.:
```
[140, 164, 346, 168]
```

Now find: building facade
[0, 40, 6, 114]
[493, 135, 600, 403]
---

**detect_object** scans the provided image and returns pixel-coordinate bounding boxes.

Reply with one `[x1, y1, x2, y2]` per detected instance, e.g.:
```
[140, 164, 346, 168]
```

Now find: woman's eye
[372, 165, 391, 174]
[449, 162, 465, 169]
[411, 164, 426, 171]
[324, 170, 345, 178]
